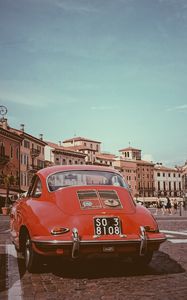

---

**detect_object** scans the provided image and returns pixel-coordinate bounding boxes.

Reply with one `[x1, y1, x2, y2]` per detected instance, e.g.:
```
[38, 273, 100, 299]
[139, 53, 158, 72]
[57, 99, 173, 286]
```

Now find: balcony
[30, 148, 41, 158]
[0, 154, 10, 165]
[27, 165, 43, 172]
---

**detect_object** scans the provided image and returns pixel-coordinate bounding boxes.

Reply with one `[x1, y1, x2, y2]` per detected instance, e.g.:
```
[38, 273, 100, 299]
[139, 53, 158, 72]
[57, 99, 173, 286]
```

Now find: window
[24, 140, 30, 148]
[157, 173, 160, 177]
[169, 182, 171, 191]
[16, 148, 19, 160]
[174, 182, 176, 190]
[158, 182, 160, 190]
[0, 143, 5, 156]
[28, 176, 42, 198]
[10, 145, 13, 158]
[47, 170, 128, 191]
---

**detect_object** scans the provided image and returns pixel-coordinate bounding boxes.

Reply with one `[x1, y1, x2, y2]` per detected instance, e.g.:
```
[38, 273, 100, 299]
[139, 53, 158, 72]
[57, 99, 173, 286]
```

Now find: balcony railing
[27, 165, 43, 172]
[30, 148, 41, 158]
[0, 154, 10, 165]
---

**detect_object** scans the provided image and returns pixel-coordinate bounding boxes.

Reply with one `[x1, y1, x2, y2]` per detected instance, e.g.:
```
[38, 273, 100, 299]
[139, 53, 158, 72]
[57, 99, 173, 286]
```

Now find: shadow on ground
[17, 250, 185, 279]
[0, 250, 185, 293]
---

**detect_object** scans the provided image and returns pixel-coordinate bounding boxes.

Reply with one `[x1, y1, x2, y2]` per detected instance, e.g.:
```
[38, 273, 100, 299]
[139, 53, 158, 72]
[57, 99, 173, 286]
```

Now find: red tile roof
[63, 136, 101, 144]
[119, 147, 141, 152]
[45, 141, 86, 157]
[96, 153, 116, 161]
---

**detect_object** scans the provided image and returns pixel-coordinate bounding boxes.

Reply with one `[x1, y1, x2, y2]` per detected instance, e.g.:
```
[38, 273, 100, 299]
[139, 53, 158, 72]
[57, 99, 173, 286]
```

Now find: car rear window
[47, 170, 128, 191]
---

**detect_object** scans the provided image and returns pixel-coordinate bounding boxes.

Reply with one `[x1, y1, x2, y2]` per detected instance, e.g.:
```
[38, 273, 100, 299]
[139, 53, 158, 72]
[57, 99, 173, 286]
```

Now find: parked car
[10, 165, 166, 272]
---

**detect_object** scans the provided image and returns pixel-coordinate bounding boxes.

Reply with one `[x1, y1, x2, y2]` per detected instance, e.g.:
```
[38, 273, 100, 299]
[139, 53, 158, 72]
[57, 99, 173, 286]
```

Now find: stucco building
[113, 147, 154, 197]
[154, 163, 182, 197]
[0, 118, 23, 208]
[9, 125, 47, 191]
[45, 141, 86, 166]
[62, 137, 101, 164]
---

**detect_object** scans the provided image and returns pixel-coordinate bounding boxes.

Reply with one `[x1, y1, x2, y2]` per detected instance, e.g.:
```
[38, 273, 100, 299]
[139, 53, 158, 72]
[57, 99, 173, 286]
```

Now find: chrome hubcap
[25, 238, 31, 267]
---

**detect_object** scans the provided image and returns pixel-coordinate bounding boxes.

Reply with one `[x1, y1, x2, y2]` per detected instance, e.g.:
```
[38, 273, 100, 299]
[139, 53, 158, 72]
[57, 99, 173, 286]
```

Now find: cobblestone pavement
[0, 214, 187, 300]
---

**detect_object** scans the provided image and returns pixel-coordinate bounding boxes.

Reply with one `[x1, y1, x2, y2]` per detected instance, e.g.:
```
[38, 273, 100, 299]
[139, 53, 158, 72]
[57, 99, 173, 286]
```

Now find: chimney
[39, 134, 43, 141]
[58, 141, 62, 146]
[1, 118, 8, 130]
[20, 124, 25, 132]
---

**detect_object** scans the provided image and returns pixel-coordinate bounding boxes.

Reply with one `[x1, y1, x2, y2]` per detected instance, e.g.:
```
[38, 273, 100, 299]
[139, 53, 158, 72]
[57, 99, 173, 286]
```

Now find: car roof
[37, 165, 120, 178]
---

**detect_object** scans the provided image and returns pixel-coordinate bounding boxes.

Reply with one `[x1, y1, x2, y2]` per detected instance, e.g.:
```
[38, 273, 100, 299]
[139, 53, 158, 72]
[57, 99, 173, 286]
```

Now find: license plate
[94, 217, 121, 235]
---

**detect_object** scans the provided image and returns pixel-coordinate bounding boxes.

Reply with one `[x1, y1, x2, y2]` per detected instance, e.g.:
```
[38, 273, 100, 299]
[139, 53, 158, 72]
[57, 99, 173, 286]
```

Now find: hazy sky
[0, 0, 187, 166]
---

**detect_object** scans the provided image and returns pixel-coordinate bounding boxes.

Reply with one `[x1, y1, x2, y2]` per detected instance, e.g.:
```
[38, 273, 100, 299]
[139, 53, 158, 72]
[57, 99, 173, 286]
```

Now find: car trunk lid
[54, 185, 135, 216]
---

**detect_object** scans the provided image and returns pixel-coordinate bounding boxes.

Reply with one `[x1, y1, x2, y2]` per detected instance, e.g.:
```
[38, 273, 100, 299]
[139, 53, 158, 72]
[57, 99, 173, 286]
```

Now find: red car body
[10, 165, 166, 272]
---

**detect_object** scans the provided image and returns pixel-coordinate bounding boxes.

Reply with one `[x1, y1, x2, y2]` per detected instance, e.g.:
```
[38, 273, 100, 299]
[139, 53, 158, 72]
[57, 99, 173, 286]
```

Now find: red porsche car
[10, 165, 166, 272]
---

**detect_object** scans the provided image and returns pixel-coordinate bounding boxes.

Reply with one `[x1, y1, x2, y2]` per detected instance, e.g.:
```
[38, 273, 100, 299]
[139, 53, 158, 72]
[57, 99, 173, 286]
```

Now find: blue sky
[0, 0, 187, 166]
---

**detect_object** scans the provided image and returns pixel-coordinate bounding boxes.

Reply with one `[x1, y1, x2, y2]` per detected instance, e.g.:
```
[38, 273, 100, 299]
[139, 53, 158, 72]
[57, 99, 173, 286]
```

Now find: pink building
[0, 119, 23, 208]
[114, 158, 137, 196]
[45, 141, 86, 166]
[62, 137, 101, 164]
[115, 146, 154, 197]
[10, 125, 47, 191]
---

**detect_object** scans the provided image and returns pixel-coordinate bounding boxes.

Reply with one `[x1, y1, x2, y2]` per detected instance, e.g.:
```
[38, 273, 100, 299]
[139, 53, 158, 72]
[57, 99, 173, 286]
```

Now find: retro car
[10, 165, 166, 272]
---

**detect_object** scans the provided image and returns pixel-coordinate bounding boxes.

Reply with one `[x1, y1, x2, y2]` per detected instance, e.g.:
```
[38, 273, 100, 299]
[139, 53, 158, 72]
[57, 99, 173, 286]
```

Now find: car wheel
[24, 233, 39, 272]
[132, 251, 153, 266]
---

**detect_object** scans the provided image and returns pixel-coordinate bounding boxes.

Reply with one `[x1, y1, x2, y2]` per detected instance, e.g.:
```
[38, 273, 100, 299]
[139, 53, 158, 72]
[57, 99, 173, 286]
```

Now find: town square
[1, 0, 187, 299]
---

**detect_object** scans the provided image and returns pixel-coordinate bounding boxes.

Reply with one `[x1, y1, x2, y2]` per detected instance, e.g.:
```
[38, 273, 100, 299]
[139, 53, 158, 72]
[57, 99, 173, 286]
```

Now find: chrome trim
[51, 227, 70, 235]
[32, 237, 166, 246]
[72, 228, 80, 259]
[139, 226, 147, 256]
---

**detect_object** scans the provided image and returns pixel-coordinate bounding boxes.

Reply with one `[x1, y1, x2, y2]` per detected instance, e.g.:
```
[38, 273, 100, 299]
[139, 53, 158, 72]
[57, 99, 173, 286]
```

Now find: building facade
[114, 158, 137, 196]
[154, 163, 182, 197]
[45, 141, 86, 166]
[114, 147, 154, 197]
[62, 137, 101, 164]
[0, 119, 23, 207]
[10, 125, 47, 191]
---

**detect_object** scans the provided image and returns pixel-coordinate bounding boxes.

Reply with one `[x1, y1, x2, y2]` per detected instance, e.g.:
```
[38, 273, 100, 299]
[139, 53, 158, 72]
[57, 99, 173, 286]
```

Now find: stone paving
[0, 213, 187, 299]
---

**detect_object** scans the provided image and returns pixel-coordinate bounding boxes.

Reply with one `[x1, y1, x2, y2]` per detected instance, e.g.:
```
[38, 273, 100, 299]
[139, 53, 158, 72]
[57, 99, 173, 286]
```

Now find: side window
[28, 175, 42, 198]
[32, 178, 42, 198]
[111, 175, 121, 186]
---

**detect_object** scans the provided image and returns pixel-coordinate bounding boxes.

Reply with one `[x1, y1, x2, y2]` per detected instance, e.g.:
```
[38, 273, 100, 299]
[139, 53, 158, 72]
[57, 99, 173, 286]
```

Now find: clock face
[0, 105, 8, 116]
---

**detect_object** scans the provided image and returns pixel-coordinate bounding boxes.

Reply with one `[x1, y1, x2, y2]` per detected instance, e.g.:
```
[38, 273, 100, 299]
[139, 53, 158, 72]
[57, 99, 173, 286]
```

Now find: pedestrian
[165, 196, 172, 215]
[173, 198, 178, 214]
[155, 197, 162, 215]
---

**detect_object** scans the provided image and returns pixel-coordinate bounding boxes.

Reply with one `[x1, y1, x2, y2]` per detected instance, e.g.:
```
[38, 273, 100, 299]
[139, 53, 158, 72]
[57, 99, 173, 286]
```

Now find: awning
[0, 188, 19, 198]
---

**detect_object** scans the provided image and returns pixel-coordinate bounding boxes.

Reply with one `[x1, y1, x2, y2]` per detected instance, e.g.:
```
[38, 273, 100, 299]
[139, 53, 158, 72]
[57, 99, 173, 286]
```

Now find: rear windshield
[47, 170, 128, 192]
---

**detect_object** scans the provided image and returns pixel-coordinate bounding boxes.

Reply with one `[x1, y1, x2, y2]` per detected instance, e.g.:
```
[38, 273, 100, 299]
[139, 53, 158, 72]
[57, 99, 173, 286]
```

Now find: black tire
[132, 251, 153, 266]
[24, 232, 40, 272]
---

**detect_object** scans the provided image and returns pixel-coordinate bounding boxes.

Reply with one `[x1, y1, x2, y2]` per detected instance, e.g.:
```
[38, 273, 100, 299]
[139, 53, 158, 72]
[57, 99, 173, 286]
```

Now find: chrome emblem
[82, 201, 93, 207]
[104, 199, 120, 207]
